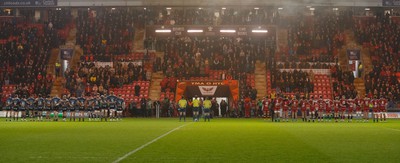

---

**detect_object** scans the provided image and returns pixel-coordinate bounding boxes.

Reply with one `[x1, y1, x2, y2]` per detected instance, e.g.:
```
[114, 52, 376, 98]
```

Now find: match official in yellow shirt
[178, 96, 187, 122]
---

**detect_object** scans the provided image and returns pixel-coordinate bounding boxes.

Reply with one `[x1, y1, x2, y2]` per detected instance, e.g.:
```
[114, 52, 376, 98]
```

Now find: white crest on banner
[199, 86, 217, 96]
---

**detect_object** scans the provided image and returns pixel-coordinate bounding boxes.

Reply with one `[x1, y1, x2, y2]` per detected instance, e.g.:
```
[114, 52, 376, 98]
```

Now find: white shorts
[274, 110, 280, 113]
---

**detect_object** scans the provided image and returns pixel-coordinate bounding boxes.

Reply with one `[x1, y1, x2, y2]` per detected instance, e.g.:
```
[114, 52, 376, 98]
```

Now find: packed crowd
[0, 10, 64, 97]
[270, 70, 314, 94]
[331, 65, 357, 99]
[274, 52, 337, 69]
[354, 12, 400, 101]
[64, 61, 149, 96]
[287, 12, 346, 56]
[150, 36, 270, 101]
[76, 8, 138, 61]
[146, 7, 280, 26]
[152, 36, 267, 79]
[1, 7, 399, 115]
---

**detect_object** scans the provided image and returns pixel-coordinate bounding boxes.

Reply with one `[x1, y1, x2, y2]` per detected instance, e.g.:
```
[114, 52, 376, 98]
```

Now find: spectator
[134, 84, 141, 97]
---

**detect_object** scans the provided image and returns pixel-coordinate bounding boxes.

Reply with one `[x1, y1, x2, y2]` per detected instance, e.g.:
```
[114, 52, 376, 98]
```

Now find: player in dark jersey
[87, 95, 95, 121]
[45, 96, 52, 121]
[5, 96, 13, 121]
[107, 92, 118, 121]
[100, 95, 109, 122]
[77, 96, 86, 122]
[93, 94, 101, 121]
[19, 96, 28, 121]
[36, 95, 45, 121]
[60, 95, 69, 122]
[11, 95, 20, 121]
[116, 95, 125, 121]
[69, 96, 78, 122]
[26, 96, 36, 121]
[52, 96, 61, 121]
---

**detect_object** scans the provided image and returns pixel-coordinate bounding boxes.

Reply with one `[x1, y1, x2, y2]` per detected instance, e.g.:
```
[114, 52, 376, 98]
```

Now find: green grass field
[0, 118, 400, 163]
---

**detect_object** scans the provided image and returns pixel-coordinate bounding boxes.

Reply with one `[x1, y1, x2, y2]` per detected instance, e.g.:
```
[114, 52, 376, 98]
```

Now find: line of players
[262, 95, 388, 123]
[4, 92, 125, 122]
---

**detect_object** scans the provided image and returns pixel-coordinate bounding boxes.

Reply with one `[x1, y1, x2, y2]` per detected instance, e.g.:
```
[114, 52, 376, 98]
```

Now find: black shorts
[179, 108, 186, 112]
[204, 108, 210, 113]
[193, 107, 199, 112]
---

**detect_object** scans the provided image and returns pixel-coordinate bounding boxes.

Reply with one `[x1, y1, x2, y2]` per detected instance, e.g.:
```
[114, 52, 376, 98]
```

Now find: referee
[178, 96, 187, 122]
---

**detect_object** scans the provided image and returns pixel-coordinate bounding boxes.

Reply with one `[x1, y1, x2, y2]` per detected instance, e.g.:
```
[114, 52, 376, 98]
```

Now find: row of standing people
[3, 93, 125, 122]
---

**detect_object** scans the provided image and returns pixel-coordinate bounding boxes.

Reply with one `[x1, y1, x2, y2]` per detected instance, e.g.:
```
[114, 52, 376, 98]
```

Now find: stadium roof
[57, 0, 384, 7]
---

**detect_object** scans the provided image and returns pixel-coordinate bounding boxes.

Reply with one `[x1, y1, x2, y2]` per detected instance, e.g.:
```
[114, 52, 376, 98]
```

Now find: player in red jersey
[379, 97, 388, 122]
[291, 97, 299, 122]
[282, 97, 290, 122]
[347, 98, 355, 122]
[372, 97, 380, 123]
[244, 97, 251, 118]
[274, 96, 282, 122]
[309, 97, 317, 122]
[355, 96, 363, 122]
[363, 96, 371, 122]
[318, 97, 326, 122]
[325, 99, 333, 122]
[333, 97, 340, 122]
[340, 96, 347, 122]
[306, 98, 312, 122]
[316, 96, 324, 122]
[262, 96, 271, 119]
[300, 97, 307, 122]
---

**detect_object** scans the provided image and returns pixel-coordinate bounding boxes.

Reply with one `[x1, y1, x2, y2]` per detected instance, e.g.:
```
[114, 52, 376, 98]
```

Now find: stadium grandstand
[1, 0, 400, 163]
[1, 0, 398, 118]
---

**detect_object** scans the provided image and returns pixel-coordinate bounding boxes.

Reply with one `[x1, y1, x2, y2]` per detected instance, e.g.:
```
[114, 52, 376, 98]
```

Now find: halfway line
[112, 123, 191, 163]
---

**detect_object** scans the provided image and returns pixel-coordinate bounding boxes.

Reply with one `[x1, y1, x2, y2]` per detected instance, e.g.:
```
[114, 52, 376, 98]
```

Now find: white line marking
[385, 127, 400, 132]
[113, 123, 191, 163]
